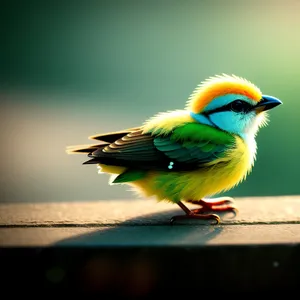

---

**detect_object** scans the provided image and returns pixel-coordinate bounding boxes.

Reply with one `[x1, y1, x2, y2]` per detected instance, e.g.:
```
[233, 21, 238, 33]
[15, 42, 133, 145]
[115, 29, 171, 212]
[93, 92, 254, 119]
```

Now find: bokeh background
[1, 0, 299, 203]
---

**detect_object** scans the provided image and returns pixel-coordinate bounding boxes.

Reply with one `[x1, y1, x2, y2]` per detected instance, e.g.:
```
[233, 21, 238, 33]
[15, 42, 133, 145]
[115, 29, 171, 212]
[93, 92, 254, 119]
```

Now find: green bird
[67, 74, 282, 224]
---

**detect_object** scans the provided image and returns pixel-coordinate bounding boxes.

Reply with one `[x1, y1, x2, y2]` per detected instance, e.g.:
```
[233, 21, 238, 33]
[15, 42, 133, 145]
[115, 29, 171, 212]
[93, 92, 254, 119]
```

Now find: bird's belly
[186, 160, 248, 200]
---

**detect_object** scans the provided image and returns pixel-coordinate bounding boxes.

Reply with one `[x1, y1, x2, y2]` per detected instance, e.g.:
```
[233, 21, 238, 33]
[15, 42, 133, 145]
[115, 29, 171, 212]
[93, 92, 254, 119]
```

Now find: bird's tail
[88, 127, 140, 143]
[66, 127, 141, 155]
[66, 143, 108, 155]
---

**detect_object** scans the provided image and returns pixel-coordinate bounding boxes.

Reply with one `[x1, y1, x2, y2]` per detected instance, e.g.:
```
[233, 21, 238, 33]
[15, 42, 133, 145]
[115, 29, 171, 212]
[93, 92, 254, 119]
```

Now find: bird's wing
[66, 128, 139, 154]
[84, 123, 236, 177]
[89, 127, 141, 143]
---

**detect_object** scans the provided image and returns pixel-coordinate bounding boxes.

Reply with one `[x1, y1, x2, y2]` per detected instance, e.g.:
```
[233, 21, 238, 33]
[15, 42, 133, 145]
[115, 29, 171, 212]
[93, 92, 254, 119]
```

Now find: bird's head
[186, 74, 282, 138]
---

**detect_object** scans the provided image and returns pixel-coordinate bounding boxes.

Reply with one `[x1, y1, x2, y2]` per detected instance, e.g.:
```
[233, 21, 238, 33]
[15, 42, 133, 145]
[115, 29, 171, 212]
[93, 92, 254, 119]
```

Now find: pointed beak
[255, 95, 282, 113]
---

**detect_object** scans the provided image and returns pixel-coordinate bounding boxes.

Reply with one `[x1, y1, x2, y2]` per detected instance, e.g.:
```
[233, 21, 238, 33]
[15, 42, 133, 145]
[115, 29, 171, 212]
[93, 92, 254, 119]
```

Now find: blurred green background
[1, 0, 299, 203]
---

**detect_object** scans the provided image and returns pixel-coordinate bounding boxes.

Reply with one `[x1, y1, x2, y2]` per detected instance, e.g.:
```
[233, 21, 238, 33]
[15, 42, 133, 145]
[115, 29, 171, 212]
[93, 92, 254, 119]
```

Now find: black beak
[255, 95, 282, 113]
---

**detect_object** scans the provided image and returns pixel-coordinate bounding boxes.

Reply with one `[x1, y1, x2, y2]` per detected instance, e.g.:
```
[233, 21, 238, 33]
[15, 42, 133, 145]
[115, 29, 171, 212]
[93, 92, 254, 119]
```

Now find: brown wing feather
[66, 144, 107, 154]
[83, 129, 202, 171]
[83, 129, 162, 166]
[70, 126, 211, 172]
[89, 127, 141, 143]
[92, 130, 156, 158]
[66, 127, 141, 154]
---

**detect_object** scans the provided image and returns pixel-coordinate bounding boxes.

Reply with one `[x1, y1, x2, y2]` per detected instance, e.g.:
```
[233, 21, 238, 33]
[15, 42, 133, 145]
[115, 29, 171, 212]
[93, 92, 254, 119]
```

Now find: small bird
[67, 74, 282, 224]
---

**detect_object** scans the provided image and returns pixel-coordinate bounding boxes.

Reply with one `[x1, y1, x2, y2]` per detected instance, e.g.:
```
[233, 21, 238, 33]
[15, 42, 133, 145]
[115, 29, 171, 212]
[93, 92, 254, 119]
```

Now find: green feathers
[112, 169, 147, 183]
[111, 123, 236, 183]
[153, 123, 235, 164]
[171, 123, 235, 145]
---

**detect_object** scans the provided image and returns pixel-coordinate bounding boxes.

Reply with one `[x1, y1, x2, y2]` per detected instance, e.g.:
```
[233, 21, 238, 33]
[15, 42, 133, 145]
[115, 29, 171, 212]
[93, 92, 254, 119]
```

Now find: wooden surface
[1, 195, 300, 246]
[1, 196, 300, 295]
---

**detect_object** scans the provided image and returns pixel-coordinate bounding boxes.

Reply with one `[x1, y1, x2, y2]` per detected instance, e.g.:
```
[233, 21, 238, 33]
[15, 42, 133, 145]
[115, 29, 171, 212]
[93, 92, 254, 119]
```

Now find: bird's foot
[171, 201, 221, 225]
[189, 197, 238, 216]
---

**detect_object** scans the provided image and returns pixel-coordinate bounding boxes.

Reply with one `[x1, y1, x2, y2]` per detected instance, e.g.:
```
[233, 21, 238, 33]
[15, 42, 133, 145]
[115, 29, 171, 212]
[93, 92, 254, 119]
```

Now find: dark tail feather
[66, 143, 107, 155]
[89, 127, 140, 143]
[67, 127, 141, 157]
[83, 158, 101, 164]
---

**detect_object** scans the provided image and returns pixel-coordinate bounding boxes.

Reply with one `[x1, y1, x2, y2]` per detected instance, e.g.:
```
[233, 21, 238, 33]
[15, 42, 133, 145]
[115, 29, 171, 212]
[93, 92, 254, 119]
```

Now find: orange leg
[188, 197, 238, 215]
[170, 201, 221, 225]
[171, 197, 238, 225]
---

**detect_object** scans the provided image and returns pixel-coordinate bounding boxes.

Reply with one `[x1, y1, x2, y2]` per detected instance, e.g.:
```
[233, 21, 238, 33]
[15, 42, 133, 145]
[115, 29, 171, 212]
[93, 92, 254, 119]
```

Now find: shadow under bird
[67, 74, 282, 224]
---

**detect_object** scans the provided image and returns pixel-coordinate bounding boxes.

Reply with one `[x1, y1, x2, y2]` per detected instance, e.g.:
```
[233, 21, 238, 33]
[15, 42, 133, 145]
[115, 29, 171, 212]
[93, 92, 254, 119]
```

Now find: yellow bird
[67, 74, 282, 224]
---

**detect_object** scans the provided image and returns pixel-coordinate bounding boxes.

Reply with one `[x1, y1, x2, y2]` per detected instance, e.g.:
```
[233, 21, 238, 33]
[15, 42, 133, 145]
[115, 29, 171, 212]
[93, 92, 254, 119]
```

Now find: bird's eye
[230, 100, 252, 113]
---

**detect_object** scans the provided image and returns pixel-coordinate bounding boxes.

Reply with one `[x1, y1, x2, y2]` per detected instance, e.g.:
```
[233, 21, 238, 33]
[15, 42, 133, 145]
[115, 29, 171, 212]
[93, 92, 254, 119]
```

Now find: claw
[192, 205, 238, 217]
[188, 197, 238, 217]
[172, 201, 225, 225]
[171, 198, 238, 225]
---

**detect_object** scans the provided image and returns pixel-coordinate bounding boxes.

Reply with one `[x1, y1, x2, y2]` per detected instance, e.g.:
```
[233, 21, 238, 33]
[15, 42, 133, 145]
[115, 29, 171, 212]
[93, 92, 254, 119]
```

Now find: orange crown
[186, 74, 262, 113]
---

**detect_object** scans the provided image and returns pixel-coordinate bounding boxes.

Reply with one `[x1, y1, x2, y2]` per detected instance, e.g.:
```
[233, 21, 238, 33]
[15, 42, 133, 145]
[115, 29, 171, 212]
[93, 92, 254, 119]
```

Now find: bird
[66, 74, 282, 224]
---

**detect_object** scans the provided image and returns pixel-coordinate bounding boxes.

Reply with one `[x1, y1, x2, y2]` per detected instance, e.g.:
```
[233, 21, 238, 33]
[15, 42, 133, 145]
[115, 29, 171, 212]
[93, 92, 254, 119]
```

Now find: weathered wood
[1, 196, 300, 226]
[1, 196, 300, 295]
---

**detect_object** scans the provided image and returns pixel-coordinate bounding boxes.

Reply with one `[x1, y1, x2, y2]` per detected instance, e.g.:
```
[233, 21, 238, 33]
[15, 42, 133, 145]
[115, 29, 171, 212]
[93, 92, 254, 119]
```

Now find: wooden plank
[1, 224, 300, 246]
[1, 196, 300, 226]
[1, 196, 300, 295]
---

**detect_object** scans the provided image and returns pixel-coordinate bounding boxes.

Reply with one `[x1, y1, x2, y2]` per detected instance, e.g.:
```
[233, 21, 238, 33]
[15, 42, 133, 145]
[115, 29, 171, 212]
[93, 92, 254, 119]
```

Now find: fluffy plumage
[187, 74, 262, 113]
[67, 74, 282, 224]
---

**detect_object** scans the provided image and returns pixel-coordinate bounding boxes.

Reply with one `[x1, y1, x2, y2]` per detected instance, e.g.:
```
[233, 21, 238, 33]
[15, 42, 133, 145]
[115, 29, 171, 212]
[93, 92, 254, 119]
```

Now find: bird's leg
[170, 201, 221, 225]
[188, 197, 238, 216]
